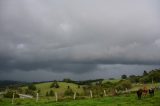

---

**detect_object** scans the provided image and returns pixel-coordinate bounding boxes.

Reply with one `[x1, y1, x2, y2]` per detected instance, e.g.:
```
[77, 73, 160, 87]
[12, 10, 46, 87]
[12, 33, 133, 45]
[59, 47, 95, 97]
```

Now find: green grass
[23, 80, 160, 96]
[102, 79, 120, 84]
[1, 91, 160, 106]
[23, 82, 84, 96]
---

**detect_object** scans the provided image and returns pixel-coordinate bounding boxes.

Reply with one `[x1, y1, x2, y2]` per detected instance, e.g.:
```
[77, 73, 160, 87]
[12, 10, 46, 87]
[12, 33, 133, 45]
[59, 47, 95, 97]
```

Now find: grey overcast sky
[0, 0, 160, 81]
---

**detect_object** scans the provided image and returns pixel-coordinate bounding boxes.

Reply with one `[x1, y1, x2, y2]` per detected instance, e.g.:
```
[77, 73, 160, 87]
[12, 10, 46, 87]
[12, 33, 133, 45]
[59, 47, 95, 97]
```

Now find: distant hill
[0, 80, 23, 87]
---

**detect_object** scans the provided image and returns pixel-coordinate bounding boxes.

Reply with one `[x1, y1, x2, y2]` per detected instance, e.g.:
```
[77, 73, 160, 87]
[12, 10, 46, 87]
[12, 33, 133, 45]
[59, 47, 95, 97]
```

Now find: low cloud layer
[0, 0, 160, 80]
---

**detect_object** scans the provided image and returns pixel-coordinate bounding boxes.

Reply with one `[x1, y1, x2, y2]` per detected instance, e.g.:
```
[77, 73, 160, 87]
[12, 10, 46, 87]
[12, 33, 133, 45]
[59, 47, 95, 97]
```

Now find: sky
[0, 0, 160, 81]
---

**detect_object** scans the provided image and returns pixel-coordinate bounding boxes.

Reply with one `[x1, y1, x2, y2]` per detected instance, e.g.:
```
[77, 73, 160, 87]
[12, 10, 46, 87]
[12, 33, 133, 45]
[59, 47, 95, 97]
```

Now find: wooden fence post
[104, 90, 106, 96]
[12, 93, 15, 104]
[125, 88, 128, 93]
[73, 92, 76, 100]
[55, 92, 58, 102]
[115, 89, 118, 94]
[36, 93, 39, 102]
[90, 90, 93, 98]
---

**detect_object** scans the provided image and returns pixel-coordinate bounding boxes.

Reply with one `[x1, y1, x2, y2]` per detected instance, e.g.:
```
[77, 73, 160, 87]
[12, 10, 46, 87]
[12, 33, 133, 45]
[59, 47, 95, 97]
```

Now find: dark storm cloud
[0, 0, 160, 77]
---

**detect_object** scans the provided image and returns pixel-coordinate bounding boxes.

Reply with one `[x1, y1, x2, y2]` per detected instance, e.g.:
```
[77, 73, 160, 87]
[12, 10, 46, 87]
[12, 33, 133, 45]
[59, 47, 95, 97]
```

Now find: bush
[92, 85, 104, 97]
[102, 81, 114, 88]
[37, 89, 41, 93]
[139, 76, 150, 83]
[49, 90, 54, 96]
[50, 80, 59, 88]
[28, 84, 36, 91]
[46, 91, 49, 96]
[78, 85, 80, 89]
[128, 75, 140, 83]
[116, 80, 132, 90]
[63, 78, 75, 83]
[25, 89, 36, 97]
[3, 90, 19, 98]
[64, 88, 74, 96]
[121, 75, 127, 79]
[17, 88, 23, 94]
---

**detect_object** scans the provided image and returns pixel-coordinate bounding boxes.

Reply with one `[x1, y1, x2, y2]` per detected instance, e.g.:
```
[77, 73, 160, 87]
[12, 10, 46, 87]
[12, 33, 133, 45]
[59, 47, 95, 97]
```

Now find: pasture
[0, 91, 160, 106]
[30, 82, 83, 96]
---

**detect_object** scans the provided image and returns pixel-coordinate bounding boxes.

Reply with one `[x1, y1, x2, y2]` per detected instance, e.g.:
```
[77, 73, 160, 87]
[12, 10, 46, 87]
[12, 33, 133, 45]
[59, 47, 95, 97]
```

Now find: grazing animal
[149, 88, 154, 97]
[142, 86, 148, 96]
[142, 89, 148, 96]
[137, 89, 143, 99]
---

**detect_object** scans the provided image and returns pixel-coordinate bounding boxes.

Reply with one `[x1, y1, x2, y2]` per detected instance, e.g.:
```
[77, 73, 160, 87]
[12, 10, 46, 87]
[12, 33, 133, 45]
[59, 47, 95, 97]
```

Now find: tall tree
[121, 74, 127, 79]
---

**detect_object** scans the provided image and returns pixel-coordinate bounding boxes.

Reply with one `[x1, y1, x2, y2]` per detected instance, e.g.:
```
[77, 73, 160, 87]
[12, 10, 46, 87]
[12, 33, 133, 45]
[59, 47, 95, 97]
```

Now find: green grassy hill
[102, 79, 120, 83]
[22, 80, 160, 96]
[23, 82, 84, 96]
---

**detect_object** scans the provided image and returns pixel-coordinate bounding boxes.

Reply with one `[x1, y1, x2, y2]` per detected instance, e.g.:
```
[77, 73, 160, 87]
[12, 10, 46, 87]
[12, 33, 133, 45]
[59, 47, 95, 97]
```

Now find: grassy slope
[1, 91, 160, 106]
[23, 82, 84, 96]
[130, 83, 160, 91]
[102, 79, 160, 92]
[102, 79, 120, 83]
[23, 80, 160, 96]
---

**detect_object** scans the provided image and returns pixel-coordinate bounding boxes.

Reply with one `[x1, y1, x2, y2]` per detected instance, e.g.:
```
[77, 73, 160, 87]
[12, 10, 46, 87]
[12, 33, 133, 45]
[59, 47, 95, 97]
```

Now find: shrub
[46, 91, 49, 96]
[116, 80, 132, 90]
[63, 78, 75, 83]
[28, 84, 36, 91]
[102, 81, 114, 88]
[121, 74, 127, 79]
[3, 90, 19, 98]
[128, 75, 140, 83]
[49, 90, 54, 96]
[64, 88, 74, 96]
[50, 80, 59, 88]
[37, 89, 41, 93]
[17, 88, 23, 94]
[78, 85, 80, 89]
[25, 89, 36, 97]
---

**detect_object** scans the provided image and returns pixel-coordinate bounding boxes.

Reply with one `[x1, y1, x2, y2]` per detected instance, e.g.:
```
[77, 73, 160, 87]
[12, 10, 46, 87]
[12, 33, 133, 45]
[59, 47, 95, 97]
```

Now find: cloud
[0, 0, 160, 80]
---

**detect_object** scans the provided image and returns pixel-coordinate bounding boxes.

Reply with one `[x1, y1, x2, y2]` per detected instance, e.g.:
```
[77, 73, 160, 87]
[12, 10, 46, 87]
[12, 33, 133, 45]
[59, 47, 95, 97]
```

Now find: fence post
[90, 90, 93, 98]
[12, 93, 15, 104]
[115, 89, 118, 94]
[55, 92, 58, 102]
[36, 93, 39, 102]
[125, 88, 128, 93]
[73, 92, 76, 100]
[104, 90, 106, 96]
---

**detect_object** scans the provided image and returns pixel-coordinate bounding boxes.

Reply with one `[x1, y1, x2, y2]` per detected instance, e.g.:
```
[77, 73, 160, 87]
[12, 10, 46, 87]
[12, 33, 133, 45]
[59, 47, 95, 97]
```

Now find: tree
[64, 88, 74, 96]
[4, 90, 19, 98]
[28, 84, 36, 91]
[121, 74, 127, 79]
[49, 90, 54, 96]
[102, 81, 114, 88]
[50, 80, 59, 88]
[46, 91, 49, 96]
[25, 89, 36, 96]
[129, 75, 140, 83]
[149, 71, 160, 82]
[109, 78, 115, 80]
[143, 70, 148, 76]
[78, 85, 80, 89]
[116, 80, 132, 90]
[63, 78, 75, 83]
[37, 89, 41, 93]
